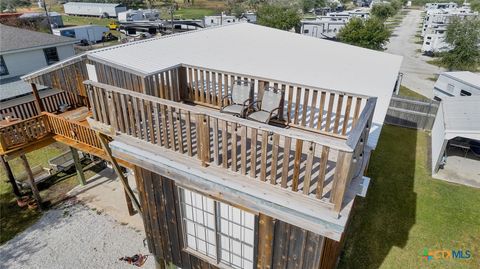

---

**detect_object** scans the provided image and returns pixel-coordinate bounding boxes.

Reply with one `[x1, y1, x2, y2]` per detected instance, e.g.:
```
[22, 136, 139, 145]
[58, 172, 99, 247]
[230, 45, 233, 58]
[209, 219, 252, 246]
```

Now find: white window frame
[178, 187, 256, 269]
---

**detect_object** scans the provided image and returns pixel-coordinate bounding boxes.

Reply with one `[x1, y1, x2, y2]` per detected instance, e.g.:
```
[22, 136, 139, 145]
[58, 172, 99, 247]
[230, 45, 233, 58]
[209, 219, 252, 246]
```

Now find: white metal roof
[89, 23, 402, 128]
[442, 96, 480, 140]
[442, 71, 480, 89]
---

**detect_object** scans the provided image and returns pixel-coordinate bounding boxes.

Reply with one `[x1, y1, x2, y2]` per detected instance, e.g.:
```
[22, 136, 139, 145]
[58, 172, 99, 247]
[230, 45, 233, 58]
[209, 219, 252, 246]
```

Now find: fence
[385, 95, 439, 130]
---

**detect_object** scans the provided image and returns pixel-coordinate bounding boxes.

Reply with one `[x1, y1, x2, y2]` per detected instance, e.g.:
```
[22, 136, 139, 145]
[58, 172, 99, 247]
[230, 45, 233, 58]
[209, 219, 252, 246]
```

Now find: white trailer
[63, 2, 127, 18]
[53, 25, 108, 44]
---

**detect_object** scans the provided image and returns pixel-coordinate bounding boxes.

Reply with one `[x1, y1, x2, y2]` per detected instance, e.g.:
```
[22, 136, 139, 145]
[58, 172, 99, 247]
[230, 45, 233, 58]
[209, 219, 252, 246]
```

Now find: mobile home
[433, 71, 480, 100]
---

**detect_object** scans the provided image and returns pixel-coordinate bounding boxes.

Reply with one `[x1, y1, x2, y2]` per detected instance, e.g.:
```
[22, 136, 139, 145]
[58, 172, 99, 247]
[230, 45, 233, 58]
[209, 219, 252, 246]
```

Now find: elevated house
[2, 23, 401, 268]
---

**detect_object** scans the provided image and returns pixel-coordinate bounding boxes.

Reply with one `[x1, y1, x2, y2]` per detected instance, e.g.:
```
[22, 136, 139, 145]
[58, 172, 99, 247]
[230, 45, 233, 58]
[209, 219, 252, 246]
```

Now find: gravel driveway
[0, 200, 154, 269]
[386, 9, 445, 98]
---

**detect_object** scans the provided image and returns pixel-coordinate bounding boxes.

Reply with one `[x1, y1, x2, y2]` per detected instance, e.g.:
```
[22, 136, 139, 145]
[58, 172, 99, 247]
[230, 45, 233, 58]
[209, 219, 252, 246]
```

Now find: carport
[431, 96, 480, 187]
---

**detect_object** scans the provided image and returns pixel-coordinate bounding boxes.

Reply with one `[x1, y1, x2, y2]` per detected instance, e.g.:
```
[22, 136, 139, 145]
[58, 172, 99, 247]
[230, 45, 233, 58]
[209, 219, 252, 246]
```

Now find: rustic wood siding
[134, 165, 342, 269]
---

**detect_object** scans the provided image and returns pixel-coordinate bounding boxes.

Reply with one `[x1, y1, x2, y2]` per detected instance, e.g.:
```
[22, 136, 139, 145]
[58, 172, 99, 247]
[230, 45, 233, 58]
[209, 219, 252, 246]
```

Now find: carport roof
[442, 96, 480, 140]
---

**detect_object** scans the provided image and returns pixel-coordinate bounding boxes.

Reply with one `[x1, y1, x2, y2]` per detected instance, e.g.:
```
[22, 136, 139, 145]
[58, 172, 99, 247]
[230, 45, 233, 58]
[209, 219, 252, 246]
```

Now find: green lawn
[0, 143, 105, 244]
[62, 15, 114, 27]
[398, 85, 429, 100]
[169, 8, 218, 19]
[339, 125, 480, 269]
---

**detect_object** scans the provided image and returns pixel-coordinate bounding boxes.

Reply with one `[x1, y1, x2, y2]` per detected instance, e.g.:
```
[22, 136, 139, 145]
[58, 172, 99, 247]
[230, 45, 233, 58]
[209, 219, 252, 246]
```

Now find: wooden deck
[87, 80, 375, 213]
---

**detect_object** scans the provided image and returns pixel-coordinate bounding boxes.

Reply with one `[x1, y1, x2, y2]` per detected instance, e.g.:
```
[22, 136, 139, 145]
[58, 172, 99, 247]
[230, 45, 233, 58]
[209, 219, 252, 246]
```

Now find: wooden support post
[19, 154, 43, 210]
[330, 151, 354, 214]
[70, 147, 86, 186]
[0, 156, 22, 198]
[124, 189, 135, 216]
[96, 133, 142, 217]
[31, 83, 45, 114]
[257, 214, 275, 269]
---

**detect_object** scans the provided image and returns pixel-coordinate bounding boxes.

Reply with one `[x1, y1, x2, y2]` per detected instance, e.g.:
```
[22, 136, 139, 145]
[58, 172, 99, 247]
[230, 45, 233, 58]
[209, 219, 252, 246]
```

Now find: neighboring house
[420, 5, 478, 54]
[431, 96, 480, 187]
[301, 18, 347, 39]
[63, 2, 127, 18]
[433, 71, 480, 101]
[21, 23, 402, 269]
[301, 9, 369, 40]
[0, 24, 76, 80]
[0, 24, 76, 117]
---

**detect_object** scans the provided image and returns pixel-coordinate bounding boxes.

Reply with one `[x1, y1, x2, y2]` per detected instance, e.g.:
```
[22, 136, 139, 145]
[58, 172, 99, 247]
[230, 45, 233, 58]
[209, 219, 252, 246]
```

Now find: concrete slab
[67, 167, 145, 231]
[434, 147, 480, 188]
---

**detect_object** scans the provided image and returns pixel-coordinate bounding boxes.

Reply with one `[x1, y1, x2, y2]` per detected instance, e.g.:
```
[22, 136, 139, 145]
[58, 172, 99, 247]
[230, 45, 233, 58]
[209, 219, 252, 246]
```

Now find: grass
[62, 16, 115, 27]
[0, 143, 105, 244]
[398, 85, 429, 100]
[338, 125, 480, 269]
[170, 7, 218, 19]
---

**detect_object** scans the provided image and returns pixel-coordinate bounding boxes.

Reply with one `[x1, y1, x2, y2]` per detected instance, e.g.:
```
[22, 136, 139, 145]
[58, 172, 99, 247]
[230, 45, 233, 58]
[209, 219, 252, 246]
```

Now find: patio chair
[220, 80, 253, 117]
[246, 86, 283, 124]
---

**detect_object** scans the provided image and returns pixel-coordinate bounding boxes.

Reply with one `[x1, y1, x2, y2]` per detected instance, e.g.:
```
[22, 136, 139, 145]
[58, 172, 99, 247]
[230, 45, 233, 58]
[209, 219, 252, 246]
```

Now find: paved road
[386, 9, 445, 98]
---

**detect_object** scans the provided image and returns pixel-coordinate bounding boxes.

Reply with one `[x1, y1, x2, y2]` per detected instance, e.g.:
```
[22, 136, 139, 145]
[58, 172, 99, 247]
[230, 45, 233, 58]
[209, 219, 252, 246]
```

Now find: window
[460, 90, 472, 96]
[179, 188, 255, 269]
[43, 47, 59, 65]
[0, 55, 8, 76]
[303, 29, 309, 34]
[446, 83, 454, 93]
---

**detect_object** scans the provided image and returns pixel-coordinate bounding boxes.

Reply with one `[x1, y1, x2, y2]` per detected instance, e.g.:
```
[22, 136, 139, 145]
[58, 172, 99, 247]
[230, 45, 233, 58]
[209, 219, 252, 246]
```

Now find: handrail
[346, 97, 376, 149]
[85, 80, 353, 152]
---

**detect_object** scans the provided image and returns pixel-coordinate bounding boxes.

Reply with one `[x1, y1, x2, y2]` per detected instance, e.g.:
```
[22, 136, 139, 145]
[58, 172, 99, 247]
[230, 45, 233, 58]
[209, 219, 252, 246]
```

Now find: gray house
[0, 24, 75, 101]
[63, 2, 127, 18]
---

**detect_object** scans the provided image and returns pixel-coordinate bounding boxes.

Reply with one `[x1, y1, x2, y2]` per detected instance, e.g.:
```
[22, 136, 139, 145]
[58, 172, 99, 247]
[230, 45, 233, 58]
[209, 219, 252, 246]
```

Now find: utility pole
[42, 0, 53, 34]
[169, 2, 175, 33]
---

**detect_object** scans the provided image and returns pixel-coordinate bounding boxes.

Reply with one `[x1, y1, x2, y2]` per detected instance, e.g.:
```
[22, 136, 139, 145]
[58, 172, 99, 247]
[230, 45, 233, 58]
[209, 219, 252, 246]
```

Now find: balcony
[85, 64, 375, 219]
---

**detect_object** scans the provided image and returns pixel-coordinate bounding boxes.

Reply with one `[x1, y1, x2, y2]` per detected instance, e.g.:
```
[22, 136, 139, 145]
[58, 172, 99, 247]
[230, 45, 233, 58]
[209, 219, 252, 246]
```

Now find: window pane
[179, 188, 216, 259]
[218, 203, 255, 269]
[43, 47, 59, 65]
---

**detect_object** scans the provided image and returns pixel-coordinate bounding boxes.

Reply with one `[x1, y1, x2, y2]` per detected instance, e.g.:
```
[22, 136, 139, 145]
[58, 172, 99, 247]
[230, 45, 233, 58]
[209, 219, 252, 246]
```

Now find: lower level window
[179, 188, 255, 269]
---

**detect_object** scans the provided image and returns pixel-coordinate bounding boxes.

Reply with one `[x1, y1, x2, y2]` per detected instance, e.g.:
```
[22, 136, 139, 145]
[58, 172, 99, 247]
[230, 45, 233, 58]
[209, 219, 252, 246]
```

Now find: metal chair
[247, 86, 283, 124]
[220, 80, 253, 117]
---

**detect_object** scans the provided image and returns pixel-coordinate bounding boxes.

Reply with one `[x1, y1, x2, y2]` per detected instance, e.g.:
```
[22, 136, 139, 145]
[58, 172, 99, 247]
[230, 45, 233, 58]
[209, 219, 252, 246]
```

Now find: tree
[257, 4, 301, 31]
[338, 17, 391, 50]
[302, 0, 326, 12]
[441, 17, 480, 71]
[370, 3, 396, 20]
[0, 0, 30, 11]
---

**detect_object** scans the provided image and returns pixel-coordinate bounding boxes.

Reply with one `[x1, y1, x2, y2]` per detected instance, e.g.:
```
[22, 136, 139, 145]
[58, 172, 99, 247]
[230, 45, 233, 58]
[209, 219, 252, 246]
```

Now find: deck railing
[45, 112, 102, 149]
[0, 115, 51, 152]
[86, 80, 375, 213]
[0, 112, 102, 154]
[178, 65, 370, 139]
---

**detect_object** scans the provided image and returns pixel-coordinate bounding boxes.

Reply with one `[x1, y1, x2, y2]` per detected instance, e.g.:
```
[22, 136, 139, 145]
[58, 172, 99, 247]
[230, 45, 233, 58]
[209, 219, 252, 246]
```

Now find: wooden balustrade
[0, 115, 51, 152]
[44, 112, 102, 149]
[177, 65, 370, 139]
[87, 80, 375, 212]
